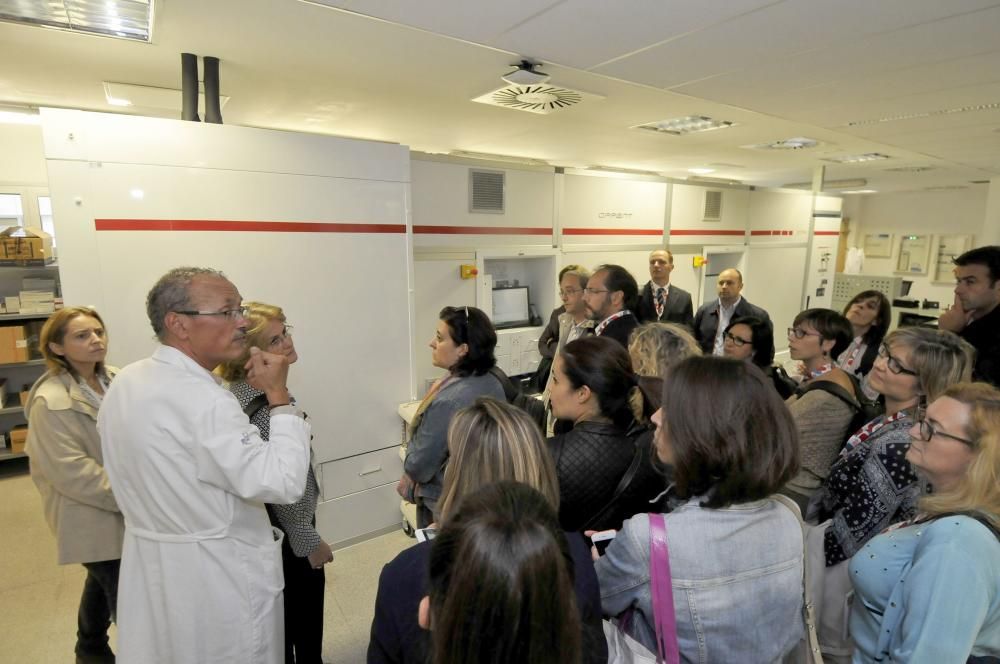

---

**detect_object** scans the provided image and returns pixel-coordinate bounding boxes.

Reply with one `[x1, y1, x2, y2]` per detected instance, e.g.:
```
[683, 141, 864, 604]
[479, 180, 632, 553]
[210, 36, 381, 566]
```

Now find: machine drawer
[319, 446, 402, 500]
[316, 483, 401, 549]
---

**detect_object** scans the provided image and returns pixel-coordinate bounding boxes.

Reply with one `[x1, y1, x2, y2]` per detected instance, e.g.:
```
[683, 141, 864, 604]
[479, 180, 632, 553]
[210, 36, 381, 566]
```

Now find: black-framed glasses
[877, 343, 918, 376]
[916, 419, 975, 446]
[174, 305, 249, 321]
[724, 332, 752, 347]
[787, 327, 821, 340]
[268, 325, 294, 349]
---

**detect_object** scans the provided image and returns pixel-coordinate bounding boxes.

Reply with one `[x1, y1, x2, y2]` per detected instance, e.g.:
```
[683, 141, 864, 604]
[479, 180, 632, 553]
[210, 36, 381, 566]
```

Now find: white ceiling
[1, 0, 999, 193]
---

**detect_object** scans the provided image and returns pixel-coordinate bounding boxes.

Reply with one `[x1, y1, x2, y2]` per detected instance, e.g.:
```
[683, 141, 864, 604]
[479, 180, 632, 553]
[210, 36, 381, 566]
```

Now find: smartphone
[590, 529, 617, 556]
[415, 527, 438, 543]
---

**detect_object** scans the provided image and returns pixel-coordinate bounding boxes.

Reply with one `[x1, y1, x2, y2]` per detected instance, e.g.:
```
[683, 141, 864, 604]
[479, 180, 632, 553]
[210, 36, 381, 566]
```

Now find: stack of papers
[18, 290, 55, 314]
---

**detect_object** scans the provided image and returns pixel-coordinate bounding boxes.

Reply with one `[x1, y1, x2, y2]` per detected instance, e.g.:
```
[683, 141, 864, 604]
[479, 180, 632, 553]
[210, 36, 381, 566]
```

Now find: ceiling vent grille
[703, 191, 723, 221]
[469, 169, 505, 214]
[471, 84, 601, 115]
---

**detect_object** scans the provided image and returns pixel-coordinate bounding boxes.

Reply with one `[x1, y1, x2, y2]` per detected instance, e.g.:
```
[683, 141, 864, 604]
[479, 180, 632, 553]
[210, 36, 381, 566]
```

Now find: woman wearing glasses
[813, 327, 975, 567]
[722, 315, 795, 399]
[849, 382, 1000, 662]
[219, 302, 330, 664]
[782, 309, 857, 510]
[398, 306, 505, 527]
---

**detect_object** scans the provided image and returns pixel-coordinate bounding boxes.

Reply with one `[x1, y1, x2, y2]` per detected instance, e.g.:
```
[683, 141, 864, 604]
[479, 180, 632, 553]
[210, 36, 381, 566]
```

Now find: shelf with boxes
[0, 260, 58, 464]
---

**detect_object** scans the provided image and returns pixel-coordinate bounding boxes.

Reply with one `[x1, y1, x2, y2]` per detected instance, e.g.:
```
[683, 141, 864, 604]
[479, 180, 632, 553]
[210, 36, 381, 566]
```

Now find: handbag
[772, 494, 826, 664]
[604, 513, 680, 664]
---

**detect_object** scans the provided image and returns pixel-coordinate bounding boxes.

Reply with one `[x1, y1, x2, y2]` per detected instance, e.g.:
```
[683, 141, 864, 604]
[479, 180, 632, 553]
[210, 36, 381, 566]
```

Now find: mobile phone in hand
[590, 529, 617, 556]
[415, 527, 438, 543]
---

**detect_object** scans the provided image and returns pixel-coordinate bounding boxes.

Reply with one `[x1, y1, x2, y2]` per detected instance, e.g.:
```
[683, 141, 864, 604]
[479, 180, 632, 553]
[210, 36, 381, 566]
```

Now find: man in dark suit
[636, 249, 694, 328]
[693, 268, 771, 355]
[583, 264, 639, 348]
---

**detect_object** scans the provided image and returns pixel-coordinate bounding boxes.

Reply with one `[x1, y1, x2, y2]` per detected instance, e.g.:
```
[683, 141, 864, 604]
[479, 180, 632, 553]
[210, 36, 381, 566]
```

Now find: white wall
[848, 189, 988, 305]
[0, 124, 48, 185]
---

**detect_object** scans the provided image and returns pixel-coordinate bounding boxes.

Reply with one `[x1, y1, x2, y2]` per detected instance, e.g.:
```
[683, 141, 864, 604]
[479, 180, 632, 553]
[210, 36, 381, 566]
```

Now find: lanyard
[840, 410, 908, 459]
[595, 310, 631, 336]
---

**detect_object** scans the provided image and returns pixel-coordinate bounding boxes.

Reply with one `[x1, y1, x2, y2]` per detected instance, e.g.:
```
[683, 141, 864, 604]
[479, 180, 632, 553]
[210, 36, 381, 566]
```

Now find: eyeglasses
[915, 419, 974, 446]
[268, 325, 294, 349]
[877, 343, 918, 376]
[559, 288, 581, 297]
[787, 327, 821, 340]
[584, 287, 609, 295]
[174, 305, 249, 321]
[724, 332, 752, 347]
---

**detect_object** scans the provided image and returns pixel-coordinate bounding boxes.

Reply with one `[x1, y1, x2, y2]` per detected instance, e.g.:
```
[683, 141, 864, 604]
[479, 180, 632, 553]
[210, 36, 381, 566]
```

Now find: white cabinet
[315, 483, 403, 550]
[495, 326, 544, 377]
[319, 445, 403, 500]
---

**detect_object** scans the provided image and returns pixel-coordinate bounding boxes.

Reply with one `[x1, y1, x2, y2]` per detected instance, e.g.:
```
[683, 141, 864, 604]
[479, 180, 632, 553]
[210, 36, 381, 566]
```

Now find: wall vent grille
[703, 190, 723, 221]
[469, 169, 505, 214]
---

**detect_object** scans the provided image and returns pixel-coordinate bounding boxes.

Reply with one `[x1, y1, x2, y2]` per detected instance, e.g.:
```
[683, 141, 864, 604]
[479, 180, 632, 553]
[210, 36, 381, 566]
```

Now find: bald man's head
[717, 269, 744, 306]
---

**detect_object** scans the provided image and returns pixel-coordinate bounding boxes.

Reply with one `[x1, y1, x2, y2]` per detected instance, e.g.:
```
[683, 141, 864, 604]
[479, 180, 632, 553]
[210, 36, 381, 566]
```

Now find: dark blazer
[367, 533, 608, 664]
[597, 311, 639, 349]
[960, 305, 1000, 388]
[636, 282, 694, 328]
[537, 306, 564, 358]
[693, 298, 772, 354]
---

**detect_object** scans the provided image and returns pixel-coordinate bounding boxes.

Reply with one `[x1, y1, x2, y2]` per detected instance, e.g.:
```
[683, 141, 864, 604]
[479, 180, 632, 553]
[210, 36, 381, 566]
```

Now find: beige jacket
[25, 368, 124, 565]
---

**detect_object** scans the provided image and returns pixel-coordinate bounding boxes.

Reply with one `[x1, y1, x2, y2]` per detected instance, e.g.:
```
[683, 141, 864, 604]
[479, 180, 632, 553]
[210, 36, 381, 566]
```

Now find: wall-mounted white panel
[559, 174, 665, 246]
[747, 189, 813, 244]
[743, 245, 809, 352]
[670, 184, 749, 245]
[410, 158, 554, 248]
[40, 108, 409, 182]
[815, 196, 843, 215]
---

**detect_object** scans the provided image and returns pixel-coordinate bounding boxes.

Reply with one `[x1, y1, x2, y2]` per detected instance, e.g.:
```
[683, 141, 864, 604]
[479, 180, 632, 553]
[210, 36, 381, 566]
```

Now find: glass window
[0, 193, 24, 228]
[38, 196, 56, 247]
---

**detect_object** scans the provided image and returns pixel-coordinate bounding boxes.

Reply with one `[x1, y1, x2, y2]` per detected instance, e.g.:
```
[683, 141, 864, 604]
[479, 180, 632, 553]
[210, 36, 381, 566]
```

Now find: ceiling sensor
[745, 137, 819, 150]
[502, 60, 550, 86]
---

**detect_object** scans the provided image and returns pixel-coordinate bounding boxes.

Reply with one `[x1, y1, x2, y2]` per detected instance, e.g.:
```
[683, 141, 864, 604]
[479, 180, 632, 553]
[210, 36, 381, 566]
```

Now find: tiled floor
[0, 458, 413, 663]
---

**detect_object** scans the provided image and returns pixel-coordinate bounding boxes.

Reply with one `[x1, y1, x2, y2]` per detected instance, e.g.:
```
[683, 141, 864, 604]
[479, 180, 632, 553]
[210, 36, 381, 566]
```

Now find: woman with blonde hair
[369, 397, 605, 664]
[849, 382, 1000, 662]
[628, 322, 700, 379]
[24, 307, 123, 664]
[815, 326, 976, 567]
[219, 301, 330, 664]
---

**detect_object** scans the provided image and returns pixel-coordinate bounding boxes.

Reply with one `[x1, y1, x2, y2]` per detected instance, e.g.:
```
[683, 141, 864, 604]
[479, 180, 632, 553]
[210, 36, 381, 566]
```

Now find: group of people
[19, 244, 1000, 664]
[391, 245, 1000, 663]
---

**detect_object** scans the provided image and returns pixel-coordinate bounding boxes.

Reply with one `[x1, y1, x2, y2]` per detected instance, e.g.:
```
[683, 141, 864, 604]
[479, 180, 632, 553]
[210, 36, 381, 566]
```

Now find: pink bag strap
[648, 513, 680, 664]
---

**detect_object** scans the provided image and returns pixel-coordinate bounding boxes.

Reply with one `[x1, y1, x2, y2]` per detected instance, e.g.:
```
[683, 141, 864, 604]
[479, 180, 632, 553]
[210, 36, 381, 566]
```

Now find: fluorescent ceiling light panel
[783, 178, 867, 190]
[633, 115, 735, 135]
[745, 137, 819, 150]
[0, 0, 154, 41]
[822, 153, 890, 164]
[688, 167, 716, 175]
[841, 189, 878, 194]
[845, 102, 1000, 127]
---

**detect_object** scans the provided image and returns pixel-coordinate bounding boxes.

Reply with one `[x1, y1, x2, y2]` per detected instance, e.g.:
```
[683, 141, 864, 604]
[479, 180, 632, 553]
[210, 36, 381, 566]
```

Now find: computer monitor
[492, 286, 531, 329]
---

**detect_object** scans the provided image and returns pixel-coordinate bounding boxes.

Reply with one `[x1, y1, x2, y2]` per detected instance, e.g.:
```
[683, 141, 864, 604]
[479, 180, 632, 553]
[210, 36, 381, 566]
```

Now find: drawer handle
[358, 466, 383, 477]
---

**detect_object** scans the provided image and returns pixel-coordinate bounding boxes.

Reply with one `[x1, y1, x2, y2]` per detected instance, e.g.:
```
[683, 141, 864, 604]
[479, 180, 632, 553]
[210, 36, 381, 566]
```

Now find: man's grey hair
[147, 267, 227, 341]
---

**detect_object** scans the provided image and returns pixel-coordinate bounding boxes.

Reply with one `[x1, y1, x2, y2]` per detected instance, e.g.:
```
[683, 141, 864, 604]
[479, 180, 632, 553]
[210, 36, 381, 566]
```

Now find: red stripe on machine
[95, 219, 406, 233]
[563, 228, 663, 236]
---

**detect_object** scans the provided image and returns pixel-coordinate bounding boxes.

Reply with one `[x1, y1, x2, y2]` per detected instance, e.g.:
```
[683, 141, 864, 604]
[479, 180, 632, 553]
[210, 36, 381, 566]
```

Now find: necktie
[655, 287, 665, 319]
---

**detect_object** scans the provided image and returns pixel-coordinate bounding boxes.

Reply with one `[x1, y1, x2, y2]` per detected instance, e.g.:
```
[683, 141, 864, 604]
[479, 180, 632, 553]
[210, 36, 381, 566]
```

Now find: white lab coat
[99, 345, 311, 664]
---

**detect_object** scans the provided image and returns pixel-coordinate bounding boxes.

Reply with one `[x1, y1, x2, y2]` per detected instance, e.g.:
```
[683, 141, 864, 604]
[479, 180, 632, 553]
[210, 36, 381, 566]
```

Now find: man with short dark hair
[636, 249, 694, 328]
[693, 268, 771, 355]
[938, 245, 1000, 386]
[99, 267, 312, 663]
[583, 264, 639, 348]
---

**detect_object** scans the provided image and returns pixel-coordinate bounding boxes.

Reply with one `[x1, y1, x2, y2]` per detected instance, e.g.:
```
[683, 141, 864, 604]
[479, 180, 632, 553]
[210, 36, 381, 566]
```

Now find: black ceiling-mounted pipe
[203, 56, 223, 124]
[181, 52, 199, 121]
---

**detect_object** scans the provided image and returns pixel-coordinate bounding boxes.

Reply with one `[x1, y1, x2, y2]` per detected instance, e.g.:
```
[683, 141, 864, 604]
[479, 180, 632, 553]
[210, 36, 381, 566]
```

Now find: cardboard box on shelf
[0, 326, 29, 364]
[9, 426, 27, 454]
[17, 291, 55, 314]
[0, 227, 54, 265]
[4, 296, 19, 314]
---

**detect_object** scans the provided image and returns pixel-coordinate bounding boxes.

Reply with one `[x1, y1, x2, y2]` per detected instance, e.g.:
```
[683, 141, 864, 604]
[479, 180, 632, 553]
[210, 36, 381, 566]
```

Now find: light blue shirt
[849, 515, 1000, 662]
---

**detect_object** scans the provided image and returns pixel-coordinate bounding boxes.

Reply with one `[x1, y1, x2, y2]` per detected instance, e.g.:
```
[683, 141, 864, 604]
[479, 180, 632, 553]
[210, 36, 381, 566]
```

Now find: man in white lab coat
[99, 267, 312, 664]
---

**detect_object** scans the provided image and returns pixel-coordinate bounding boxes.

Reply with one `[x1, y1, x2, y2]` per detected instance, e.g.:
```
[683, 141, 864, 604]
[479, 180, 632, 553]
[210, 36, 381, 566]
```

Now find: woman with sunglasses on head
[814, 327, 975, 567]
[219, 302, 330, 664]
[398, 306, 505, 527]
[782, 309, 858, 511]
[722, 315, 796, 399]
[849, 382, 1000, 663]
